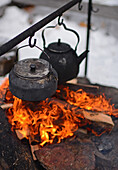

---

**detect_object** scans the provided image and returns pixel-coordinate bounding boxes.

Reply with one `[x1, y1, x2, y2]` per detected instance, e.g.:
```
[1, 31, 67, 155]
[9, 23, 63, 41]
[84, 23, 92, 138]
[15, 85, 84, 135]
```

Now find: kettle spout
[77, 50, 89, 64]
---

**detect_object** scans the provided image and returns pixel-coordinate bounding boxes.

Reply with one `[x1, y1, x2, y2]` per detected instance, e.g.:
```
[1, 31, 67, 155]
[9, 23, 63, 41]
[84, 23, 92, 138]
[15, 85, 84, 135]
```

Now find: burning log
[49, 98, 114, 134]
[15, 126, 30, 140]
[29, 136, 40, 161]
[83, 110, 114, 125]
[30, 144, 40, 161]
[15, 130, 25, 140]
[28, 135, 40, 160]
[0, 103, 13, 109]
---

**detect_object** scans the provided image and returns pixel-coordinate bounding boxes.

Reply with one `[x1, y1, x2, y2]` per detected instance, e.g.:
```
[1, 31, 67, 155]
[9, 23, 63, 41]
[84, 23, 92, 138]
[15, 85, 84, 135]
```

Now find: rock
[92, 124, 118, 169]
[35, 138, 95, 170]
[0, 108, 38, 170]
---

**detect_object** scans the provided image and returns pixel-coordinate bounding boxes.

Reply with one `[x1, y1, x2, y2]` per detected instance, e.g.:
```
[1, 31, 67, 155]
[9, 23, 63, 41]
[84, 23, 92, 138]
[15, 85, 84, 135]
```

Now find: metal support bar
[0, 0, 81, 57]
[84, 0, 92, 76]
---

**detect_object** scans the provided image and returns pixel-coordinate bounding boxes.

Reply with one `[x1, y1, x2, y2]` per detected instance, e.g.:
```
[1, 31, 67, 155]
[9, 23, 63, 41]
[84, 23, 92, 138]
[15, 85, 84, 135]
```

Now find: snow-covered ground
[0, 0, 11, 7]
[84, 0, 118, 6]
[0, 4, 118, 88]
[1, 0, 118, 7]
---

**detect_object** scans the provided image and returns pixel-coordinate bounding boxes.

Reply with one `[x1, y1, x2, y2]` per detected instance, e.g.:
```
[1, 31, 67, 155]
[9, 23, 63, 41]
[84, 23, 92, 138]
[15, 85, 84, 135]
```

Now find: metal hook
[57, 16, 80, 51]
[78, 0, 83, 10]
[58, 16, 64, 26]
[29, 35, 37, 48]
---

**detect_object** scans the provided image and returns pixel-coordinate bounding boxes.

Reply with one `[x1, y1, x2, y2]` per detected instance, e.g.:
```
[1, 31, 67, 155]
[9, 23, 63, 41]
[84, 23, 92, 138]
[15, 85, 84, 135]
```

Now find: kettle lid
[48, 39, 71, 53]
[13, 58, 50, 80]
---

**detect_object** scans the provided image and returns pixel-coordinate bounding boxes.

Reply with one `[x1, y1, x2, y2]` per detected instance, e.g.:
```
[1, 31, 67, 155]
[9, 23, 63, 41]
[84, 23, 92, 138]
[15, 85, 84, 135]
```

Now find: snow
[0, 0, 118, 7]
[0, 0, 11, 7]
[0, 5, 118, 88]
[84, 0, 118, 6]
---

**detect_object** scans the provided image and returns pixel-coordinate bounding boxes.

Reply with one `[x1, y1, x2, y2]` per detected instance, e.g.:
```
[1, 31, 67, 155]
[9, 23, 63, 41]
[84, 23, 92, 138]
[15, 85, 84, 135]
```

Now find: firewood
[56, 84, 99, 100]
[67, 78, 99, 89]
[49, 98, 114, 134]
[15, 130, 25, 140]
[83, 110, 114, 135]
[76, 128, 88, 134]
[67, 78, 78, 84]
[29, 136, 41, 160]
[83, 110, 114, 127]
[30, 144, 40, 161]
[15, 127, 30, 140]
[1, 103, 13, 109]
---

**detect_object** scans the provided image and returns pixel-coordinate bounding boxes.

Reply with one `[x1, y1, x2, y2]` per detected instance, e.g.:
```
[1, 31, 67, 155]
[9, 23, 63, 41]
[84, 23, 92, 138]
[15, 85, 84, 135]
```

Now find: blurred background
[0, 0, 118, 87]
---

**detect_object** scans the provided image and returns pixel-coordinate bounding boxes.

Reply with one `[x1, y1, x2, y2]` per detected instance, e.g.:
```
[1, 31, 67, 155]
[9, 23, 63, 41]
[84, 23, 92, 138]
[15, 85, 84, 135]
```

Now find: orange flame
[7, 96, 80, 146]
[56, 86, 117, 117]
[0, 80, 117, 147]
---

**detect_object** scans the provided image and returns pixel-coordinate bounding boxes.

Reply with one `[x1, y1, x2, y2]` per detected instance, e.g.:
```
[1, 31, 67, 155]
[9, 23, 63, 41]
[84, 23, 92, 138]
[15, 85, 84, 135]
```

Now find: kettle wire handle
[42, 25, 58, 49]
[42, 16, 80, 51]
[16, 44, 50, 59]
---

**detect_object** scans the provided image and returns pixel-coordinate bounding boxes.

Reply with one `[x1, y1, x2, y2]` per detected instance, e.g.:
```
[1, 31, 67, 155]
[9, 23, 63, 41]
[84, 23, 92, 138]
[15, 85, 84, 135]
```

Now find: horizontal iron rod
[0, 0, 81, 56]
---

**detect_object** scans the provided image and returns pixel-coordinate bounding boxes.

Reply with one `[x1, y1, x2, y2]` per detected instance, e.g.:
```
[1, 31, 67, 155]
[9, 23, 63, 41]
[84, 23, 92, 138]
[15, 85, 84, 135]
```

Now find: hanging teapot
[40, 17, 89, 84]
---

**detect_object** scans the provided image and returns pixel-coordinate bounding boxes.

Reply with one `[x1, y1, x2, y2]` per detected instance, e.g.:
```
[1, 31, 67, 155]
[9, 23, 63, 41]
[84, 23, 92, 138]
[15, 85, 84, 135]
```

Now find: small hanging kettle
[9, 45, 58, 101]
[40, 17, 89, 84]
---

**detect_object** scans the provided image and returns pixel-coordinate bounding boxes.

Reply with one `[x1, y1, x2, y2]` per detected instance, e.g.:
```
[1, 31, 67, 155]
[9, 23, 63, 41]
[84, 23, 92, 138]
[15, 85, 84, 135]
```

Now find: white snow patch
[84, 0, 118, 6]
[0, 0, 11, 7]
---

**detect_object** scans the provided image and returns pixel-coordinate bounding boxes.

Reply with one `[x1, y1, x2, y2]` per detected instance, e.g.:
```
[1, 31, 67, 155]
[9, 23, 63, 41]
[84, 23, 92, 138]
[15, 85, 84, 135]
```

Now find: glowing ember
[0, 78, 9, 104]
[0, 78, 118, 147]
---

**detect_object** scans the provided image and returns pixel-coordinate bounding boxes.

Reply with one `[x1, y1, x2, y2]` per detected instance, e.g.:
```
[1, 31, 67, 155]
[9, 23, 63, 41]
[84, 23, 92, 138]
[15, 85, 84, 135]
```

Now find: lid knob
[57, 38, 61, 46]
[30, 64, 36, 72]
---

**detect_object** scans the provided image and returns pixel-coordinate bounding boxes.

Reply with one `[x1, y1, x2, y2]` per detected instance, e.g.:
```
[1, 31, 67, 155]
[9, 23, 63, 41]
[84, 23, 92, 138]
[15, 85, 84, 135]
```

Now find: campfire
[1, 0, 118, 169]
[0, 77, 118, 164]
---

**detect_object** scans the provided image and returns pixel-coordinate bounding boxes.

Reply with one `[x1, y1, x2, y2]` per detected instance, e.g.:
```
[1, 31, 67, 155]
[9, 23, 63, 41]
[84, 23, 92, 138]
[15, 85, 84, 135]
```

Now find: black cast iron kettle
[9, 58, 58, 101]
[40, 18, 89, 84]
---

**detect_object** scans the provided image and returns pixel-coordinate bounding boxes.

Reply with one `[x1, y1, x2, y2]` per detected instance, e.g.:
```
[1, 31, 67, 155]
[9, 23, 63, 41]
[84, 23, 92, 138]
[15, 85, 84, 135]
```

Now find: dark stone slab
[0, 108, 37, 170]
[92, 118, 118, 169]
[35, 138, 95, 170]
